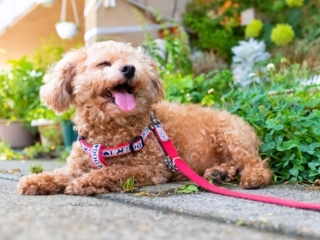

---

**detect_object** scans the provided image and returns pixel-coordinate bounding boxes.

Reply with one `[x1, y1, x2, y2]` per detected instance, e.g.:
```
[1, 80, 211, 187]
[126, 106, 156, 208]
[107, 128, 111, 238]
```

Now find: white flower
[231, 38, 270, 87]
[266, 63, 275, 72]
[207, 88, 214, 94]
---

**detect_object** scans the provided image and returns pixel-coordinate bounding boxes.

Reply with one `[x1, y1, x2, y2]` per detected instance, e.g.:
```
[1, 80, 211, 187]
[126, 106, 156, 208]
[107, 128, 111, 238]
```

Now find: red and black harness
[79, 112, 320, 211]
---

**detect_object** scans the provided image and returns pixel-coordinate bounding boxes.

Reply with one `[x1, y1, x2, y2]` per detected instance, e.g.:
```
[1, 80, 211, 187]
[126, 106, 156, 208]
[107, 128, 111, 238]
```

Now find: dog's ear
[149, 60, 164, 104]
[40, 49, 86, 114]
[151, 77, 164, 103]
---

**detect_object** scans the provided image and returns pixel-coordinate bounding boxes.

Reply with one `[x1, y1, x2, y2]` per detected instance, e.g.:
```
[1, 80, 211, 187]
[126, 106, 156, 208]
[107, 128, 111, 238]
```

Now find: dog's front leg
[64, 163, 170, 196]
[18, 147, 91, 195]
[17, 165, 81, 195]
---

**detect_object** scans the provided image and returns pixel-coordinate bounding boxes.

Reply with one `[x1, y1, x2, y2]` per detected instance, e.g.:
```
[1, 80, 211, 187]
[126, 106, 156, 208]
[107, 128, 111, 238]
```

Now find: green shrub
[164, 60, 320, 184]
[223, 76, 320, 183]
[182, 0, 320, 65]
[144, 27, 192, 77]
[183, 1, 242, 59]
[0, 141, 23, 160]
[24, 143, 64, 159]
[163, 70, 234, 106]
[224, 64, 320, 184]
[0, 57, 44, 124]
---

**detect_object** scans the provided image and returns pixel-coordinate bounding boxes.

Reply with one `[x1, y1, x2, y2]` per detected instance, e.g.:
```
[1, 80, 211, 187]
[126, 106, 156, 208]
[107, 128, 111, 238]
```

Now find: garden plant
[145, 10, 320, 184]
[182, 0, 320, 69]
[0, 37, 77, 160]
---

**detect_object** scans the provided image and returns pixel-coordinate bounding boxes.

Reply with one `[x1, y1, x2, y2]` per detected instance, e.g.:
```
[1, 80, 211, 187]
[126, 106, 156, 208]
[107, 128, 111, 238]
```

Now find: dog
[18, 41, 272, 195]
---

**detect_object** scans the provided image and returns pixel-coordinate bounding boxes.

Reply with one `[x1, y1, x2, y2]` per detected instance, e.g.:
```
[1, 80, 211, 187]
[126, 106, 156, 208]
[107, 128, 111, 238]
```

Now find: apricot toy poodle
[18, 41, 272, 195]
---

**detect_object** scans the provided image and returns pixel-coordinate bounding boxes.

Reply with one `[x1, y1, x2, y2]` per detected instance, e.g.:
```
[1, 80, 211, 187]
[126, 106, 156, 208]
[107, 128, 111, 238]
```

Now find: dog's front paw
[18, 175, 41, 195]
[211, 170, 227, 184]
[18, 174, 64, 195]
[204, 170, 227, 185]
[65, 179, 108, 196]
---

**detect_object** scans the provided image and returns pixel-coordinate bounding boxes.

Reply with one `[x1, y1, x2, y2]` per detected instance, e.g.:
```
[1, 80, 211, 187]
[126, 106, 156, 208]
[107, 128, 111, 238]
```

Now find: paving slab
[1, 160, 320, 239]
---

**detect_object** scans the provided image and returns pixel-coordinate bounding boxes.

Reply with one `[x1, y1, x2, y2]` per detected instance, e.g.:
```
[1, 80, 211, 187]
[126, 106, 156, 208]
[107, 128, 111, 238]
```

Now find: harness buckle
[165, 156, 179, 172]
[129, 136, 144, 153]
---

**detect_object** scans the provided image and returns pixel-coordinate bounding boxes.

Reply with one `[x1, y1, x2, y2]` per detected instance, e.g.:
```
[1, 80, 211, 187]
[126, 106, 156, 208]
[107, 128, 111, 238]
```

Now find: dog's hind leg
[239, 159, 272, 189]
[202, 127, 272, 189]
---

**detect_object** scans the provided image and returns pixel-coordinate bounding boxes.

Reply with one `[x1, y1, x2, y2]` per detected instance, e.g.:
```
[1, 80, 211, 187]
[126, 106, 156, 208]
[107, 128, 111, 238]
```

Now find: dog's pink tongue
[112, 91, 136, 112]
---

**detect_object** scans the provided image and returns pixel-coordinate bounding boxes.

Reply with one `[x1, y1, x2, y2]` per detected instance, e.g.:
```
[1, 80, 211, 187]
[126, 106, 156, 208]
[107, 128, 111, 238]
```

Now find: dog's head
[40, 41, 163, 119]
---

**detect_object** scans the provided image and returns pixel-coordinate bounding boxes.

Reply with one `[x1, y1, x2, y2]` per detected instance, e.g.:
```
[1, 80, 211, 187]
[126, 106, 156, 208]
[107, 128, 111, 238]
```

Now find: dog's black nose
[120, 64, 135, 79]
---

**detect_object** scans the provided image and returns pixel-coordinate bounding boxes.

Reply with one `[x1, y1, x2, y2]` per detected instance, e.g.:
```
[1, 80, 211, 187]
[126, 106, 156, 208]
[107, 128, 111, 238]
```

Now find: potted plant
[29, 106, 63, 147]
[29, 106, 77, 150]
[0, 57, 44, 148]
[55, 0, 79, 40]
[55, 21, 78, 39]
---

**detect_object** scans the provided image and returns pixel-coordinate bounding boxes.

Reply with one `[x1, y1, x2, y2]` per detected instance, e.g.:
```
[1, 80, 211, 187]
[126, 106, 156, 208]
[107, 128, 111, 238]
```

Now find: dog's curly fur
[18, 41, 272, 196]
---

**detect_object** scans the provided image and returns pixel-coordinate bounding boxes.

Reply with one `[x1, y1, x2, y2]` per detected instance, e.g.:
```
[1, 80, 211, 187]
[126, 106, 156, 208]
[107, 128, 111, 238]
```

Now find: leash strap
[150, 113, 320, 211]
[174, 158, 320, 211]
[79, 126, 152, 169]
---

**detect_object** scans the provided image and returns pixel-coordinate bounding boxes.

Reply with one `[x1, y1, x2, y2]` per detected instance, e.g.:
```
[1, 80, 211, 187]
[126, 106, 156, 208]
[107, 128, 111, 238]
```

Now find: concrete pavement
[1, 160, 320, 240]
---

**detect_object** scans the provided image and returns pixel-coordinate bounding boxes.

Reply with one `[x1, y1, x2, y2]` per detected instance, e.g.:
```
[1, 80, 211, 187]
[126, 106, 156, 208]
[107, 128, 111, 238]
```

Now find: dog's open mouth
[101, 83, 136, 112]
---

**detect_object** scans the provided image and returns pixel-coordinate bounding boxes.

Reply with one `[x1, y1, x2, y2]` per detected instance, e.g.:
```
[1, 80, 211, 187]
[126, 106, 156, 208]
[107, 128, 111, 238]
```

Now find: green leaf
[262, 142, 275, 152]
[289, 176, 298, 184]
[312, 126, 320, 135]
[176, 184, 199, 194]
[286, 8, 302, 28]
[264, 133, 273, 143]
[266, 119, 276, 129]
[274, 125, 284, 131]
[289, 168, 299, 176]
[300, 144, 315, 154]
[277, 140, 299, 151]
[308, 161, 320, 170]
[275, 136, 283, 146]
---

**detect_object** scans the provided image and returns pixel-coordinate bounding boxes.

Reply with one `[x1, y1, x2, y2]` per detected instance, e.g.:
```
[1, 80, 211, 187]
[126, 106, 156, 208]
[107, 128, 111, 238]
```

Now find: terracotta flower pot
[0, 120, 35, 149]
[31, 119, 63, 146]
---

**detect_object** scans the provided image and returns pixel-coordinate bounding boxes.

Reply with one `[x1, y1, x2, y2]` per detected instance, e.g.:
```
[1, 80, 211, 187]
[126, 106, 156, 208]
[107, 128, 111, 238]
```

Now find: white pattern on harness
[79, 126, 152, 169]
[155, 124, 169, 142]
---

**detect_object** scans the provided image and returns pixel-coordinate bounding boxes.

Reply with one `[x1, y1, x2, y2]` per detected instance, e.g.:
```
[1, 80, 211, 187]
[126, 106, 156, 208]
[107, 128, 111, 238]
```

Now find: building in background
[0, 0, 190, 68]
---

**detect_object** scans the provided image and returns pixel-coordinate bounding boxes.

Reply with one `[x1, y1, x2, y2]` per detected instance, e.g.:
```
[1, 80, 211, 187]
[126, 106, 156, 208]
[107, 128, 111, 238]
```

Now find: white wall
[0, 0, 36, 34]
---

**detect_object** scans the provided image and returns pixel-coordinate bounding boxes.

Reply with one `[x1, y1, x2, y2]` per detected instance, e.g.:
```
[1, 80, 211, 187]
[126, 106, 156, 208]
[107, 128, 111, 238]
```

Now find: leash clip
[165, 156, 178, 172]
[149, 111, 162, 129]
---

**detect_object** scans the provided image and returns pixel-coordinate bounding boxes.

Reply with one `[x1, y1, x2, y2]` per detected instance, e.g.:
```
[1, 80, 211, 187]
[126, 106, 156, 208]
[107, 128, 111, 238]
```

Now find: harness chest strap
[78, 126, 152, 169]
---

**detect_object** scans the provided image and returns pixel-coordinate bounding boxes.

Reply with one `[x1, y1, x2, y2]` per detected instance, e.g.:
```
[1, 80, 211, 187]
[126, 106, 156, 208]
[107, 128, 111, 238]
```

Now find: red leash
[150, 113, 320, 211]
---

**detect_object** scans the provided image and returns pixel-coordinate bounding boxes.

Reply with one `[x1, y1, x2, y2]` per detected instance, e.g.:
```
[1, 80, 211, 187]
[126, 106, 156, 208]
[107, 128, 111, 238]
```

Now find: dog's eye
[98, 61, 111, 67]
